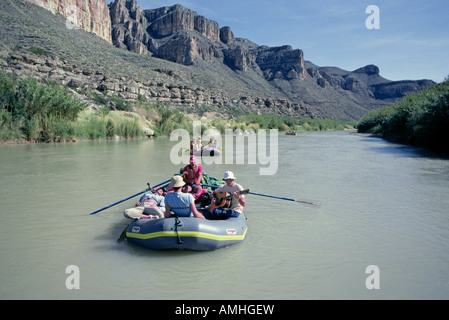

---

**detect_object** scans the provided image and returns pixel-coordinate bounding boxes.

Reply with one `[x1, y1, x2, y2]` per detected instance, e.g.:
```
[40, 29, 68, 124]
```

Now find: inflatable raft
[125, 212, 247, 251]
[192, 146, 221, 157]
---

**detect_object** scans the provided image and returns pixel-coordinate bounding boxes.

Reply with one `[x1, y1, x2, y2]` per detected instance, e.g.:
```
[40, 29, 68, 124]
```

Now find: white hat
[223, 171, 236, 180]
[169, 175, 186, 188]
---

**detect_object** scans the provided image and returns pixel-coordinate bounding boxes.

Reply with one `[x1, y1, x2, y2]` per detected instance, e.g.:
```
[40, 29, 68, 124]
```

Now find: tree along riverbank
[1, 71, 356, 144]
[357, 79, 449, 155]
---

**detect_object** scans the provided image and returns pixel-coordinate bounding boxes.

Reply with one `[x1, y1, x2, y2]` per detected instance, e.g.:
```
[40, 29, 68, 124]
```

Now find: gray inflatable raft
[125, 213, 247, 251]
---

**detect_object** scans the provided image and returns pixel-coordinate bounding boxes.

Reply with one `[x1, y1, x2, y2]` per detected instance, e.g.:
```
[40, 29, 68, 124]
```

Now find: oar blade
[117, 225, 128, 243]
[295, 199, 321, 208]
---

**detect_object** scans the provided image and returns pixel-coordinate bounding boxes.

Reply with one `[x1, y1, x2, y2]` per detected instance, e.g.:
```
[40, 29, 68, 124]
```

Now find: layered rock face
[1, 50, 318, 119]
[15, 0, 435, 120]
[146, 4, 220, 41]
[109, 0, 151, 54]
[26, 0, 112, 43]
[256, 45, 306, 80]
[109, 0, 227, 65]
[108, 0, 306, 83]
[305, 63, 435, 101]
[220, 26, 235, 44]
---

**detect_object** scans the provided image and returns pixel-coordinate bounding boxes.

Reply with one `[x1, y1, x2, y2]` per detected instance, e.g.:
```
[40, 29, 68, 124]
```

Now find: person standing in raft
[181, 155, 203, 197]
[164, 176, 206, 220]
[207, 171, 246, 220]
[189, 140, 194, 156]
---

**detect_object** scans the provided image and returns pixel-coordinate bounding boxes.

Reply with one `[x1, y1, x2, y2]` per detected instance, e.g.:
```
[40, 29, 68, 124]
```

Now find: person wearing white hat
[164, 175, 205, 219]
[222, 171, 236, 180]
[207, 171, 246, 219]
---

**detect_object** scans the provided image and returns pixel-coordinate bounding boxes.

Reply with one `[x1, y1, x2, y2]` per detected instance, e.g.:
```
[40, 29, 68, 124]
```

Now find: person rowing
[181, 155, 203, 199]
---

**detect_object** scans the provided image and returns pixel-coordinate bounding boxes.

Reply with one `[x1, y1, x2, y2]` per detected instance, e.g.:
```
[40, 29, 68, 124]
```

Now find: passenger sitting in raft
[207, 138, 219, 149]
[124, 190, 166, 220]
[181, 155, 203, 197]
[152, 185, 174, 196]
[205, 171, 246, 220]
[164, 176, 206, 220]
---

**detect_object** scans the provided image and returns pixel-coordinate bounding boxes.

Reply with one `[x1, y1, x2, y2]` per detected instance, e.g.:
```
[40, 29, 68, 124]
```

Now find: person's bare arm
[190, 203, 206, 219]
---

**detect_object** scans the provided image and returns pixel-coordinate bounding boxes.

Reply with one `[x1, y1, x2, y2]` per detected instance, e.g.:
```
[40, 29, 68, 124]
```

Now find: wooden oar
[89, 179, 171, 215]
[202, 184, 321, 208]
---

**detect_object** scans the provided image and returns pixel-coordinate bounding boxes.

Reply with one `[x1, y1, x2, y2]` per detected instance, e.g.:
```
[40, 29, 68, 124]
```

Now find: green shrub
[0, 71, 87, 142]
[83, 117, 107, 140]
[358, 80, 449, 154]
[115, 118, 142, 138]
[106, 119, 115, 138]
[111, 96, 132, 111]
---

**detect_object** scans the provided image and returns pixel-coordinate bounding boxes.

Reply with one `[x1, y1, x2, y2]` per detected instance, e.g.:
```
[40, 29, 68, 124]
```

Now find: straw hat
[223, 171, 236, 180]
[169, 175, 186, 188]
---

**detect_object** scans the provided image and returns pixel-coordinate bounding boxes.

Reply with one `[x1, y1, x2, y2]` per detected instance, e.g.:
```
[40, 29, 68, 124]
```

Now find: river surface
[1, 131, 449, 300]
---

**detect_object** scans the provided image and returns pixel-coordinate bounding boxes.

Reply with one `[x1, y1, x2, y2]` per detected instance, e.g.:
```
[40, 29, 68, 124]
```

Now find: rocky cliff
[109, 0, 227, 65]
[3, 0, 435, 121]
[108, 0, 433, 104]
[26, 0, 112, 44]
[108, 0, 306, 82]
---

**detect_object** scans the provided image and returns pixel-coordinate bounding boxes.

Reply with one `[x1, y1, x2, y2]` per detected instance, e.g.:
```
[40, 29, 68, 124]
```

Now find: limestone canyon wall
[26, 0, 112, 43]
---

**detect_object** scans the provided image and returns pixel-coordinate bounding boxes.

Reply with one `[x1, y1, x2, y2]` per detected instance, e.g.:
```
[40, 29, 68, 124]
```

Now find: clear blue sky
[112, 0, 449, 83]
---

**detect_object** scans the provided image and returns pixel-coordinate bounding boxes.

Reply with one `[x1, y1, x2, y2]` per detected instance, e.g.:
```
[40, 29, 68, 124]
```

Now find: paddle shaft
[202, 184, 320, 207]
[247, 191, 320, 207]
[247, 191, 297, 202]
[89, 179, 171, 215]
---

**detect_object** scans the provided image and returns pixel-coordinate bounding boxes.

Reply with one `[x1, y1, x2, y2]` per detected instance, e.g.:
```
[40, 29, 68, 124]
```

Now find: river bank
[1, 70, 358, 144]
[358, 80, 449, 156]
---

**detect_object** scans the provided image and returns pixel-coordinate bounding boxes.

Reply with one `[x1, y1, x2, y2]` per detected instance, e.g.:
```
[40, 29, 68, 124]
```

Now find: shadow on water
[123, 240, 213, 258]
[356, 133, 449, 160]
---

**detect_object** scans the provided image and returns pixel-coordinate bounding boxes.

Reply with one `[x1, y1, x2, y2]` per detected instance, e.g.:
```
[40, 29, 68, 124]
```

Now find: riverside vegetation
[0, 71, 144, 142]
[358, 78, 449, 155]
[0, 71, 356, 143]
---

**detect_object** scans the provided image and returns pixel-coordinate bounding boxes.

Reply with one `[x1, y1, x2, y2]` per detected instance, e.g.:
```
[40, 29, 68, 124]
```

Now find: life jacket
[183, 165, 201, 184]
